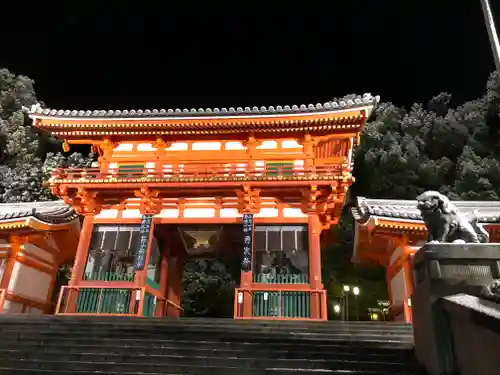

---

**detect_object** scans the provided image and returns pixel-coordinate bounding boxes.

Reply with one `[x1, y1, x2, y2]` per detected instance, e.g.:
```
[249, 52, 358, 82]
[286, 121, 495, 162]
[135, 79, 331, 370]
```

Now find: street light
[333, 304, 341, 315]
[352, 286, 360, 321]
[342, 285, 350, 320]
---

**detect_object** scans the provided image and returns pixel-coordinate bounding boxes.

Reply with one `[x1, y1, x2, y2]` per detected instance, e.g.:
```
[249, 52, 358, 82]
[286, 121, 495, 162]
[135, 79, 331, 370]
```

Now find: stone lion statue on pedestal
[416, 190, 489, 244]
[481, 279, 500, 303]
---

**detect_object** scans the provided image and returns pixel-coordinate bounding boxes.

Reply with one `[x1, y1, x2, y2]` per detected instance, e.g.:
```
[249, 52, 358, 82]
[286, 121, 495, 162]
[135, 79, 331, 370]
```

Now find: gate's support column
[64, 214, 94, 313]
[166, 250, 186, 318]
[239, 271, 253, 318]
[308, 213, 324, 319]
[235, 185, 260, 319]
[157, 244, 170, 317]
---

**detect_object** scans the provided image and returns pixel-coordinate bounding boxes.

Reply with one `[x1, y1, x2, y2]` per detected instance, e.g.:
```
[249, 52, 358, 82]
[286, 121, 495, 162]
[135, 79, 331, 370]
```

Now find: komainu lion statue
[481, 279, 500, 303]
[416, 190, 489, 244]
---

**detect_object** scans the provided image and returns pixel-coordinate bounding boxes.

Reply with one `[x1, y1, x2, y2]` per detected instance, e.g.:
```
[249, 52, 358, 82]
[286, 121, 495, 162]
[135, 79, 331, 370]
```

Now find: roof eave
[26, 94, 381, 121]
[30, 106, 374, 123]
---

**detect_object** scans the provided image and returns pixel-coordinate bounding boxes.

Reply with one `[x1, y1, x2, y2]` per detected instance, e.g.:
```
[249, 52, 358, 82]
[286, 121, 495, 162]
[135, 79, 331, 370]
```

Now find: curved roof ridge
[26, 93, 380, 119]
[0, 200, 77, 225]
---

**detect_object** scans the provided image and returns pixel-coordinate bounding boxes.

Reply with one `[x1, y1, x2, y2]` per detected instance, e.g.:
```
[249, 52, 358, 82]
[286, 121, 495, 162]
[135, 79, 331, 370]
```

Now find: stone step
[0, 358, 420, 374]
[0, 344, 414, 361]
[0, 367, 424, 375]
[0, 316, 412, 332]
[0, 336, 415, 352]
[0, 328, 414, 344]
[0, 323, 413, 336]
[0, 316, 421, 375]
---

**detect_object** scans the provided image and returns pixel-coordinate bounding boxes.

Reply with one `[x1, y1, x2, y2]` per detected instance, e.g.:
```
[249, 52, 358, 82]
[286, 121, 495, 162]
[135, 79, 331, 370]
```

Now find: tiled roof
[0, 201, 78, 225]
[351, 197, 500, 224]
[26, 94, 380, 119]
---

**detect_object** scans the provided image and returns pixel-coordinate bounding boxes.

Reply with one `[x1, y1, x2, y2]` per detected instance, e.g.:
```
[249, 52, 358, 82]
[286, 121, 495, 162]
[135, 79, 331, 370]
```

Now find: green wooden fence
[252, 291, 311, 318]
[75, 288, 134, 314]
[143, 293, 156, 317]
[266, 162, 294, 176]
[253, 273, 308, 284]
[83, 272, 135, 282]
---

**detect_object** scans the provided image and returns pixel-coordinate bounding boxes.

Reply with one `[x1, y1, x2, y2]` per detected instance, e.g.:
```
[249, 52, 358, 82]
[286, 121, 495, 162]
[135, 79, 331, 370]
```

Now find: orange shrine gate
[27, 94, 379, 320]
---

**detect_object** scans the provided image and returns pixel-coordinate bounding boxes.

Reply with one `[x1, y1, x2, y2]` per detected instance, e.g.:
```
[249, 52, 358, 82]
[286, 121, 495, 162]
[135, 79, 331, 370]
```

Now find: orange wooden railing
[389, 303, 412, 323]
[234, 287, 327, 321]
[55, 285, 143, 316]
[55, 285, 183, 318]
[50, 163, 344, 182]
[0, 289, 5, 313]
[315, 138, 349, 159]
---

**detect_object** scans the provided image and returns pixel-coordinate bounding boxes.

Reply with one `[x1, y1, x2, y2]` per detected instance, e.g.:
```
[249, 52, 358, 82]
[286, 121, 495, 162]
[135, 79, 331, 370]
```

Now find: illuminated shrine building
[26, 95, 379, 320]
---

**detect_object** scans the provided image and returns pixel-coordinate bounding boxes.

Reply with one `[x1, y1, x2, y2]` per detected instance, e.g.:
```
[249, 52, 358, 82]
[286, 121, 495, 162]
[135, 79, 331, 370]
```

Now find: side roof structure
[0, 200, 78, 232]
[351, 197, 500, 225]
[350, 196, 500, 266]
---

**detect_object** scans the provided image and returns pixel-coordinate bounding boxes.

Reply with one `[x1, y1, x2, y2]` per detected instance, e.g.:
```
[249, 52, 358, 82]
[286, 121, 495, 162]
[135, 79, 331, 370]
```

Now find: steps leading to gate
[0, 316, 424, 375]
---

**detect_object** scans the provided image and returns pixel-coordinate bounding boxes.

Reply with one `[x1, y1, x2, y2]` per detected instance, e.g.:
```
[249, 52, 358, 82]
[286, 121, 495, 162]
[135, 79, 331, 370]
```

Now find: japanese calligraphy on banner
[241, 214, 254, 272]
[134, 214, 153, 271]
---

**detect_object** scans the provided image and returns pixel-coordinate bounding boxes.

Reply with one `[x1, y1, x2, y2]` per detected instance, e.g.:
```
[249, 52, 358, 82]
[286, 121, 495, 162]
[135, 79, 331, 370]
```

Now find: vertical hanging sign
[241, 214, 254, 272]
[134, 214, 153, 271]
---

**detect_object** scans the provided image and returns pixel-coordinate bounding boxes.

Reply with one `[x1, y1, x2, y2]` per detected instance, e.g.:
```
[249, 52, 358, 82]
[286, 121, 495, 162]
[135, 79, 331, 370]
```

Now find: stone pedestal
[412, 243, 500, 375]
[441, 294, 500, 375]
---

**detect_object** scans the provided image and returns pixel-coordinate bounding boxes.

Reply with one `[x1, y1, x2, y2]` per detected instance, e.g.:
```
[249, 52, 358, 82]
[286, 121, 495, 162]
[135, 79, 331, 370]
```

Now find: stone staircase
[0, 316, 424, 374]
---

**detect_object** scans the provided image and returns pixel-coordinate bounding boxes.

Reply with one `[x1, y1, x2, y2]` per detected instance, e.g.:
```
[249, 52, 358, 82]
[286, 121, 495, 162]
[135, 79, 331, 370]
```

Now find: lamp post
[352, 286, 360, 321]
[481, 0, 500, 75]
[343, 285, 350, 321]
[333, 303, 341, 319]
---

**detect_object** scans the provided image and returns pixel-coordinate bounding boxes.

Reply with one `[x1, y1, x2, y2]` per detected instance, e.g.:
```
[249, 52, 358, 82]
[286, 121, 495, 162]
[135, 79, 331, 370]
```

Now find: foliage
[0, 68, 94, 203]
[181, 257, 240, 318]
[352, 71, 500, 201]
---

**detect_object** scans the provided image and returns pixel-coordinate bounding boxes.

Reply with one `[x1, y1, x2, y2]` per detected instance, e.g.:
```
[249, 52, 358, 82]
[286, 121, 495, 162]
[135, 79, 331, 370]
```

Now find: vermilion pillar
[0, 236, 23, 291]
[239, 271, 253, 318]
[308, 214, 324, 319]
[157, 244, 170, 317]
[65, 215, 94, 313]
[69, 215, 94, 286]
[403, 258, 414, 323]
[166, 251, 186, 318]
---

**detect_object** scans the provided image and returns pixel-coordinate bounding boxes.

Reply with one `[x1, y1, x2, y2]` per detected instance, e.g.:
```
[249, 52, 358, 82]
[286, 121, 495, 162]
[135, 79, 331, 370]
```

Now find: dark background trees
[0, 68, 94, 203]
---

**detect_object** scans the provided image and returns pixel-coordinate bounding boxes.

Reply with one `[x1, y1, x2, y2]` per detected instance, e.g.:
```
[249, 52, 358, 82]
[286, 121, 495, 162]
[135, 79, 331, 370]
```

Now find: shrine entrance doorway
[154, 224, 243, 318]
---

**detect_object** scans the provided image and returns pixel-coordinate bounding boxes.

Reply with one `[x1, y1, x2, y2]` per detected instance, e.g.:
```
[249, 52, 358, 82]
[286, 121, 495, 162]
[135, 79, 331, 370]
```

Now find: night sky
[2, 1, 499, 111]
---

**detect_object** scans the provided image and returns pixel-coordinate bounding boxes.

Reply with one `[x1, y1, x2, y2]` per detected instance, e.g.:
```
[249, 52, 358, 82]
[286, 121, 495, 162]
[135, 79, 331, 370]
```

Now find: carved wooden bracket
[8, 235, 28, 246]
[316, 183, 343, 214]
[320, 214, 340, 231]
[74, 188, 101, 215]
[236, 185, 261, 214]
[298, 133, 319, 147]
[300, 185, 323, 214]
[135, 186, 162, 215]
[100, 138, 117, 158]
[52, 186, 101, 215]
[243, 134, 263, 152]
[154, 137, 172, 149]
